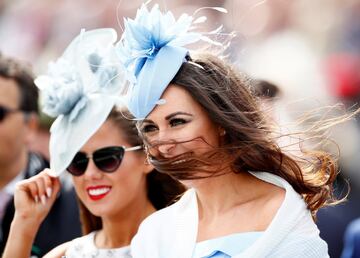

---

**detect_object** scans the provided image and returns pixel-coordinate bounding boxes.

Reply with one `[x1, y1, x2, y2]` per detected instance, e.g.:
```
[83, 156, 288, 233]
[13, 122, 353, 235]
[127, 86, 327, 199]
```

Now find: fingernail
[46, 187, 52, 198]
[41, 195, 46, 205]
[34, 196, 39, 203]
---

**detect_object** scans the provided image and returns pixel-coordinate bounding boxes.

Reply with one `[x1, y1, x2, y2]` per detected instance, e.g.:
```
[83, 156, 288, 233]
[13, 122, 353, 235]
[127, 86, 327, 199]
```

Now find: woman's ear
[143, 157, 154, 174]
[142, 148, 154, 174]
[218, 126, 226, 137]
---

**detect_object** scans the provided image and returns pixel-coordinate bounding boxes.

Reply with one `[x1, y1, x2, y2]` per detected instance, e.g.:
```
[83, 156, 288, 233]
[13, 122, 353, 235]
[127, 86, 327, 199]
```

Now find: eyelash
[142, 124, 158, 133]
[141, 118, 190, 134]
[169, 118, 188, 127]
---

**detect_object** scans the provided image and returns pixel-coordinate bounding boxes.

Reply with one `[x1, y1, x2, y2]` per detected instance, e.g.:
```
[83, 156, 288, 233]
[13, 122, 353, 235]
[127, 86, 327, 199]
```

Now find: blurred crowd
[0, 0, 359, 257]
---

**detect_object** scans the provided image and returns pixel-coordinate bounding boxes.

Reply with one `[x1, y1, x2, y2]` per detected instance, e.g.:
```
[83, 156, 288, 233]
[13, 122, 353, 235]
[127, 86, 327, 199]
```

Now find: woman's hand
[13, 168, 61, 229]
[2, 169, 62, 258]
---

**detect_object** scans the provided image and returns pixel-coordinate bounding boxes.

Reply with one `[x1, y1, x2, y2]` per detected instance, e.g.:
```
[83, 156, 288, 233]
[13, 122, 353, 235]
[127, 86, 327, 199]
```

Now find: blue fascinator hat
[35, 28, 127, 176]
[117, 4, 224, 119]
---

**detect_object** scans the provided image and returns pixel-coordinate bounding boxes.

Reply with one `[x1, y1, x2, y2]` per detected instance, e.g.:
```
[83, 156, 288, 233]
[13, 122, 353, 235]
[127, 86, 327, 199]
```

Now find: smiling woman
[1, 27, 186, 258]
[2, 108, 185, 258]
[132, 52, 336, 258]
[116, 4, 344, 258]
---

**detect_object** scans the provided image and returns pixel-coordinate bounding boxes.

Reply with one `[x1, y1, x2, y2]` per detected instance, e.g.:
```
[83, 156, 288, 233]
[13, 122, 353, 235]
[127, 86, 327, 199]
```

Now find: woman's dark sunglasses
[0, 105, 20, 122]
[67, 145, 142, 176]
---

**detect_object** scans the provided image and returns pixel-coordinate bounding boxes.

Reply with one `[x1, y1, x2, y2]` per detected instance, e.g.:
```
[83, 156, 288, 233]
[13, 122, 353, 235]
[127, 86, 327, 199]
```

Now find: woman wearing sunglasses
[3, 109, 185, 258]
[2, 28, 185, 258]
[115, 5, 353, 258]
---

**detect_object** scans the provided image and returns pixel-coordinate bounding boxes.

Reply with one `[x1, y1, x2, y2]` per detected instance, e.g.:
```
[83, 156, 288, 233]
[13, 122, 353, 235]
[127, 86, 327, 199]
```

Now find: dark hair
[0, 53, 39, 114]
[252, 79, 281, 99]
[78, 109, 186, 234]
[142, 53, 346, 218]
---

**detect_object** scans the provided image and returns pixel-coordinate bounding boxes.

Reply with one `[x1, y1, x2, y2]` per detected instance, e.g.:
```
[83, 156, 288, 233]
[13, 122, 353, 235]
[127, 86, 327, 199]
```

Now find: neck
[96, 194, 156, 248]
[0, 150, 27, 190]
[192, 171, 262, 218]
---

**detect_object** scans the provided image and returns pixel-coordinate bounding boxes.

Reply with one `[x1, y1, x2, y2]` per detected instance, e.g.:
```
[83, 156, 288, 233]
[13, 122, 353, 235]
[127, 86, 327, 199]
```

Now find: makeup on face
[86, 185, 112, 201]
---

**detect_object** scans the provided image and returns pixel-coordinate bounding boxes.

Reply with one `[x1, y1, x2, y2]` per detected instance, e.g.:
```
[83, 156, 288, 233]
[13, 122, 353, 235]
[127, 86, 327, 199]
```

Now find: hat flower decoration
[35, 28, 127, 176]
[116, 3, 226, 119]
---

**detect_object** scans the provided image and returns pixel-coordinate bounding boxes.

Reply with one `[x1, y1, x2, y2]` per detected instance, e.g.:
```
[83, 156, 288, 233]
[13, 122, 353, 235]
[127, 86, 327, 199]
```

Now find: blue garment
[341, 218, 360, 258]
[192, 232, 263, 258]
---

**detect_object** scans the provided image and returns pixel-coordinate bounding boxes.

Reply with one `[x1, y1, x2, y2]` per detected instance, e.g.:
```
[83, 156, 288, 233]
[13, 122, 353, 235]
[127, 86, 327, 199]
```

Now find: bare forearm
[2, 215, 41, 258]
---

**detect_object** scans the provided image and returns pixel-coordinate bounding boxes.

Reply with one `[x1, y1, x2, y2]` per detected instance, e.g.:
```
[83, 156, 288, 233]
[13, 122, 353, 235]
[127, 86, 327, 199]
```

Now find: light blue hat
[116, 4, 224, 119]
[35, 28, 127, 176]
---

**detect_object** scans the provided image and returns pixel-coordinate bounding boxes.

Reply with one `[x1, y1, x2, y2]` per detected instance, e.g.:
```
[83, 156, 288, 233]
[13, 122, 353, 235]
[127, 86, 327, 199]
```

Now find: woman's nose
[157, 142, 176, 156]
[153, 128, 177, 156]
[83, 159, 103, 179]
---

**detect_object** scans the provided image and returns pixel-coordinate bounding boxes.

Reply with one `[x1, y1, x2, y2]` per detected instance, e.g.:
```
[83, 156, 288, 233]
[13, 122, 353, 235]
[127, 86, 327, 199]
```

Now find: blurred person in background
[321, 51, 360, 258]
[252, 79, 281, 122]
[0, 53, 81, 257]
[241, 31, 360, 257]
[342, 218, 360, 258]
[28, 112, 53, 161]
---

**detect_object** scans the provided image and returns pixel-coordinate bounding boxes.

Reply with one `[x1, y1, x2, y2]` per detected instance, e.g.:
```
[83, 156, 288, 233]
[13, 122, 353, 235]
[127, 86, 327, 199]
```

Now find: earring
[144, 146, 152, 165]
[220, 130, 226, 136]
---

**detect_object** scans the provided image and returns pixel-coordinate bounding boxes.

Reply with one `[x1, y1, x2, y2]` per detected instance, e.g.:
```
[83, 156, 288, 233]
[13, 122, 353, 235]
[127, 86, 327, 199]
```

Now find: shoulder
[250, 171, 306, 209]
[271, 214, 329, 257]
[131, 189, 196, 251]
[43, 242, 70, 258]
[141, 189, 196, 226]
[136, 194, 181, 232]
[271, 232, 329, 258]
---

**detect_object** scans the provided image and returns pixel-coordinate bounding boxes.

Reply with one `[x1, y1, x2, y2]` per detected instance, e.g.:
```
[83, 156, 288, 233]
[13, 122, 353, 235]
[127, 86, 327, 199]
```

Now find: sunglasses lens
[93, 147, 124, 172]
[0, 106, 6, 122]
[67, 152, 88, 176]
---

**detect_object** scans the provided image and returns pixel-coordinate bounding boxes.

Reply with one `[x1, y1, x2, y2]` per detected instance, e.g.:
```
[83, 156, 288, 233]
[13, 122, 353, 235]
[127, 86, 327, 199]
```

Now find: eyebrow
[141, 118, 154, 124]
[165, 112, 193, 120]
[141, 112, 193, 124]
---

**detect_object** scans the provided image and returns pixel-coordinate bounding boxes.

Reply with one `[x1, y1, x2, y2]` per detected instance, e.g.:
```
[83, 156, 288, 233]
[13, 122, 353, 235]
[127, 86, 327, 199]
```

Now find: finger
[17, 179, 40, 203]
[34, 177, 47, 205]
[48, 177, 61, 203]
[42, 174, 54, 198]
[44, 168, 57, 178]
[44, 169, 61, 199]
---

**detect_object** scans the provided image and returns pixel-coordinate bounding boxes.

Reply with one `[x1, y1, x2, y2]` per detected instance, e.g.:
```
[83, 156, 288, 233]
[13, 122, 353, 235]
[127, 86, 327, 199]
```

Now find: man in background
[0, 53, 81, 257]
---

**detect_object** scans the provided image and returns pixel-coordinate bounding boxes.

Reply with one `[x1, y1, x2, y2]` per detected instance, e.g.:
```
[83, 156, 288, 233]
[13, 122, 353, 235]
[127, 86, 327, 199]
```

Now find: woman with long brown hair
[115, 4, 343, 257]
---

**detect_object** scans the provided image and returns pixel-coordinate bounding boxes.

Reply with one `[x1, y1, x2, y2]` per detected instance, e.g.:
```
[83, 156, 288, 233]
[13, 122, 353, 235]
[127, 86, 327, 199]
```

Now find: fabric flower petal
[116, 4, 221, 118]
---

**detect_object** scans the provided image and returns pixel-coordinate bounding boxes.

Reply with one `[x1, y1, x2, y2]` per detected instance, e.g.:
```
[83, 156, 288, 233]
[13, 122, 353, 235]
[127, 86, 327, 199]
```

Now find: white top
[65, 231, 131, 258]
[193, 232, 263, 258]
[131, 172, 329, 258]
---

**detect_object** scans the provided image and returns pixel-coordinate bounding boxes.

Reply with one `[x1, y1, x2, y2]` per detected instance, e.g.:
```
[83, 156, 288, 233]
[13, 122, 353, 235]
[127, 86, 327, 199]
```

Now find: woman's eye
[141, 124, 158, 133]
[170, 118, 187, 127]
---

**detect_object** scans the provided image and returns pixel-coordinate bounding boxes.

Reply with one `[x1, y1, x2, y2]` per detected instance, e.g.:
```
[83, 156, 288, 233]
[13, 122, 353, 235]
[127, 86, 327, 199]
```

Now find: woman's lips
[86, 185, 112, 201]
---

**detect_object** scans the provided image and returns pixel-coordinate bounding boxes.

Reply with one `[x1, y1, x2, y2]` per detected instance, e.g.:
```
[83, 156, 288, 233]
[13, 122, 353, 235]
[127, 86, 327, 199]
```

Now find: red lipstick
[86, 185, 111, 201]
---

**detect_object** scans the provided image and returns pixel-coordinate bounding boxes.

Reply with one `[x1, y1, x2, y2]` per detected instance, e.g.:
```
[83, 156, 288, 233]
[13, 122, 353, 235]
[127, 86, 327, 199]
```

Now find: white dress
[65, 231, 132, 258]
[131, 172, 329, 258]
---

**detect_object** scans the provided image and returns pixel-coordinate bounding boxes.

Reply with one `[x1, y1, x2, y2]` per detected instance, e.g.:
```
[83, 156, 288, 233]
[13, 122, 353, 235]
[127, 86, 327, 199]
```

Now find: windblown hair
[78, 109, 186, 235]
[142, 53, 350, 218]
